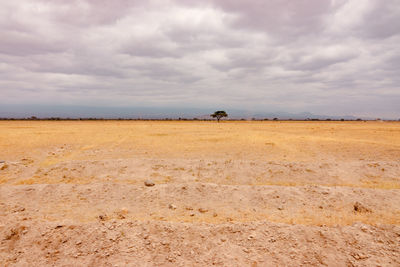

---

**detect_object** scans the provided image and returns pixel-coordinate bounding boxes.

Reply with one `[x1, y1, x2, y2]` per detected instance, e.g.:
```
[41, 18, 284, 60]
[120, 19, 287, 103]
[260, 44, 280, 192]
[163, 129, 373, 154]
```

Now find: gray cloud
[0, 0, 399, 118]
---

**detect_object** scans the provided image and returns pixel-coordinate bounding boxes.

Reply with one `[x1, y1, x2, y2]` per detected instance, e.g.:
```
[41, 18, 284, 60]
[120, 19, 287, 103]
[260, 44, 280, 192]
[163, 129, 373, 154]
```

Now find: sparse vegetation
[211, 110, 228, 122]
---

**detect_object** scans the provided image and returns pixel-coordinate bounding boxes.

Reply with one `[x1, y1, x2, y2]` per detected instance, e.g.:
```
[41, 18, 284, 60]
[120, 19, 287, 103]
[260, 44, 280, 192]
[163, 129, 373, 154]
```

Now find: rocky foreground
[1, 182, 400, 266]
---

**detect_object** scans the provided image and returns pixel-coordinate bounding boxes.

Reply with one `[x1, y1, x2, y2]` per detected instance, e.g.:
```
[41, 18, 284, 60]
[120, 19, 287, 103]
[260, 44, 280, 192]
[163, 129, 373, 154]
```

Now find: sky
[0, 0, 399, 118]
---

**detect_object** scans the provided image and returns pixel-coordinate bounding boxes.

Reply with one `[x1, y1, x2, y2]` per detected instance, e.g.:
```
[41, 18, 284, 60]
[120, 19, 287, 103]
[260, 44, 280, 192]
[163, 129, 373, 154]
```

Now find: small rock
[0, 160, 5, 164]
[13, 207, 25, 213]
[277, 205, 284, 210]
[98, 215, 107, 221]
[198, 208, 208, 213]
[354, 202, 371, 213]
[243, 248, 250, 253]
[76, 241, 82, 245]
[190, 213, 195, 217]
[0, 163, 8, 170]
[169, 204, 177, 210]
[144, 180, 155, 187]
[352, 253, 368, 260]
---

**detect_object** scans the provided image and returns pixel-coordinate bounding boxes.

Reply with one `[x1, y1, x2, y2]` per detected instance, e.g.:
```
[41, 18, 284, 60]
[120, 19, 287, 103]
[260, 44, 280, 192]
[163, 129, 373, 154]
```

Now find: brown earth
[0, 121, 400, 266]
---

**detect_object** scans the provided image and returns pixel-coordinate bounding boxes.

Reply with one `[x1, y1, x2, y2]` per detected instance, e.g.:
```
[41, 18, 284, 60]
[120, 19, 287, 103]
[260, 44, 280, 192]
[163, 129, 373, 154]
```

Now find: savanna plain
[0, 120, 399, 266]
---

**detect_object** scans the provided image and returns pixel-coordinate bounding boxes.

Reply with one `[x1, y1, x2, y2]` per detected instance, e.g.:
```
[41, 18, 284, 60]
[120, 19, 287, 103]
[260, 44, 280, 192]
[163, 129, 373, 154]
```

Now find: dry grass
[1, 120, 399, 160]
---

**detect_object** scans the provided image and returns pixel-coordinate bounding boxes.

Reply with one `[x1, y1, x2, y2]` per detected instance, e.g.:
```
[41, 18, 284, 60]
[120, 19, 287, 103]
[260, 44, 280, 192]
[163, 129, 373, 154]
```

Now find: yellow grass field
[1, 120, 400, 266]
[1, 120, 400, 187]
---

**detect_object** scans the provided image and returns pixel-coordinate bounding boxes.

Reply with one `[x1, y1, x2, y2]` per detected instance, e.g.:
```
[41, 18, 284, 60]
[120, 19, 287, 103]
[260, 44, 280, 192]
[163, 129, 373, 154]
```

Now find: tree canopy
[211, 111, 228, 122]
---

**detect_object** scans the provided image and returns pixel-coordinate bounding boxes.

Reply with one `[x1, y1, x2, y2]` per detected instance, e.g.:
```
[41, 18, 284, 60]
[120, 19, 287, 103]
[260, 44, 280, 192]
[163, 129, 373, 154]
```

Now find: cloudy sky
[1, 0, 399, 118]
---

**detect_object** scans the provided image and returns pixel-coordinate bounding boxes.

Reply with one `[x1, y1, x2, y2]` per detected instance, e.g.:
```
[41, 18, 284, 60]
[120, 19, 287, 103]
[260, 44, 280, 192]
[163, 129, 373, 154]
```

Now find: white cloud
[0, 0, 399, 117]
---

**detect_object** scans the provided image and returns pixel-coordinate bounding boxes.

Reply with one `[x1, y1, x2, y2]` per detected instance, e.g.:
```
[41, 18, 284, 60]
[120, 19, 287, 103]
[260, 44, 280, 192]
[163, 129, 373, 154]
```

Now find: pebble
[354, 202, 371, 213]
[0, 160, 5, 164]
[352, 253, 368, 260]
[169, 204, 177, 210]
[144, 180, 155, 187]
[198, 208, 208, 213]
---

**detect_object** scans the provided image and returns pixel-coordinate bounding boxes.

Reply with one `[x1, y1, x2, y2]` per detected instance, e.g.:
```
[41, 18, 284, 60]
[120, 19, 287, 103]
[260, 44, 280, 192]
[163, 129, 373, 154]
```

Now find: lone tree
[211, 110, 228, 122]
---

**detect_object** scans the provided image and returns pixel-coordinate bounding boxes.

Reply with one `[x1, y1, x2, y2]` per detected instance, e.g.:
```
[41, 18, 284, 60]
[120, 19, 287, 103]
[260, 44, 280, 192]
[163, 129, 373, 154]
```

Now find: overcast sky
[1, 0, 399, 118]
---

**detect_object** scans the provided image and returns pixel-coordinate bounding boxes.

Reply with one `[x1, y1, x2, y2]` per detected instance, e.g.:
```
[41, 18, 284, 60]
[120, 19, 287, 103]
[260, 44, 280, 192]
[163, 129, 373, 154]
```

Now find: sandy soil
[0, 121, 399, 266]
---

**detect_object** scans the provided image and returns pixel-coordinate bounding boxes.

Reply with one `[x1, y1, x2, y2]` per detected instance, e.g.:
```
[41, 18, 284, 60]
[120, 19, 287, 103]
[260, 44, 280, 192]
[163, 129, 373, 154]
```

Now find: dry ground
[0, 120, 400, 266]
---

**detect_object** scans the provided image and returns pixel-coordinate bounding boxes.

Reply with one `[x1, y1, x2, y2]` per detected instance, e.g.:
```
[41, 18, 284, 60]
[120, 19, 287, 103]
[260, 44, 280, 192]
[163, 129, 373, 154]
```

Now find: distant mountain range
[0, 104, 392, 120]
